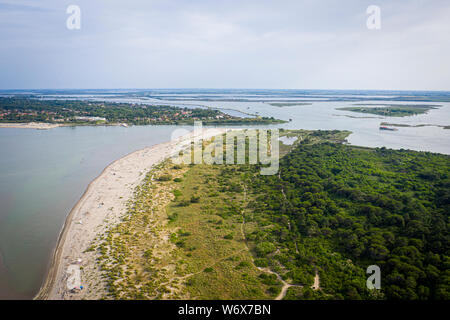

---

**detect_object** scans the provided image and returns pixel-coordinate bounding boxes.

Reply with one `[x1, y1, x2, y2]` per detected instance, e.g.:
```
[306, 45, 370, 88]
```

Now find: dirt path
[255, 266, 301, 300]
[311, 269, 321, 291]
[239, 184, 302, 300]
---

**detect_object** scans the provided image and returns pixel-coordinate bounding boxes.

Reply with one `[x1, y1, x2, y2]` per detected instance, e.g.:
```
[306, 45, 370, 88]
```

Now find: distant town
[0, 97, 284, 126]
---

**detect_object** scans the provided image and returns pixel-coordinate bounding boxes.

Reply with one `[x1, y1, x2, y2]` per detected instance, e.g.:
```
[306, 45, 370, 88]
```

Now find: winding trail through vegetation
[240, 184, 302, 300]
[277, 140, 322, 295]
[256, 267, 301, 300]
[311, 270, 321, 291]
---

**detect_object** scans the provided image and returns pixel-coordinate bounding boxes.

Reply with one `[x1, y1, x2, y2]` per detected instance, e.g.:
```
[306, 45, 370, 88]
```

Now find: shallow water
[186, 100, 450, 154]
[0, 125, 191, 299]
[39, 90, 450, 154]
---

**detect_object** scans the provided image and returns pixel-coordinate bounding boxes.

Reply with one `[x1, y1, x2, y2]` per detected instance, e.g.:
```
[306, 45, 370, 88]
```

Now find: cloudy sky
[0, 0, 449, 90]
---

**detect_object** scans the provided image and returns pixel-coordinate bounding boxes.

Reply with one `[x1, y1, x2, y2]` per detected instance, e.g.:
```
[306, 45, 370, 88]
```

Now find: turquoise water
[0, 125, 191, 299]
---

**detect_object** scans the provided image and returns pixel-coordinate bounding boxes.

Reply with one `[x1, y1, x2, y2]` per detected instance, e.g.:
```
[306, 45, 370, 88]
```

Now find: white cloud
[0, 0, 449, 90]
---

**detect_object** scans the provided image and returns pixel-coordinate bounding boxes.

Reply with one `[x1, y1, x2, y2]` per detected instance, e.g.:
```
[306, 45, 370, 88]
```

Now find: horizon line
[1, 88, 450, 93]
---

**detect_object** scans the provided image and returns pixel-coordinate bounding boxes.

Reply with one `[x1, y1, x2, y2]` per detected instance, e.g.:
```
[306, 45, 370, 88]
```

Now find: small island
[268, 102, 312, 107]
[337, 104, 440, 117]
[380, 122, 450, 129]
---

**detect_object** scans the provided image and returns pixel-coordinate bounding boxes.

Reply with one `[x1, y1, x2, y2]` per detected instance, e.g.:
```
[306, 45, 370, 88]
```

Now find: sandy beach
[0, 122, 62, 130]
[34, 127, 227, 300]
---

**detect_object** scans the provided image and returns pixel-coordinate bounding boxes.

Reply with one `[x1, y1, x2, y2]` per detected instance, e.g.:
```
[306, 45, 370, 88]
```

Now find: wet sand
[0, 123, 62, 130]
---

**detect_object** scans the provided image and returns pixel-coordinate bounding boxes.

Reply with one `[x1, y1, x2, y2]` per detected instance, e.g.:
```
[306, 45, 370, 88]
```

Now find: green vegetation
[94, 129, 449, 300]
[157, 174, 173, 181]
[337, 104, 440, 117]
[165, 163, 281, 299]
[245, 141, 449, 299]
[278, 129, 350, 157]
[0, 97, 285, 125]
[94, 162, 190, 299]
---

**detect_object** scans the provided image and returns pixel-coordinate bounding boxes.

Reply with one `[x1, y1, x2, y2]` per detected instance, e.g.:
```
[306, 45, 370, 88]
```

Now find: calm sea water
[0, 89, 449, 299]
[0, 125, 191, 299]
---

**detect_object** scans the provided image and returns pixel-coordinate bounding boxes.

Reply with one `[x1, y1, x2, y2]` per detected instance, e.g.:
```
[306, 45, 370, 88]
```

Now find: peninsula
[0, 97, 285, 127]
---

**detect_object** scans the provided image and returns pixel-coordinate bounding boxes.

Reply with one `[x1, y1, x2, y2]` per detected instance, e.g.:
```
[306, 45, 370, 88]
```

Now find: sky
[0, 0, 449, 90]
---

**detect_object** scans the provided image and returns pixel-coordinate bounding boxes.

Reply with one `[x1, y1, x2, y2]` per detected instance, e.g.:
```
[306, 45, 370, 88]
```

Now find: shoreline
[34, 127, 228, 300]
[0, 122, 63, 130]
[0, 120, 284, 131]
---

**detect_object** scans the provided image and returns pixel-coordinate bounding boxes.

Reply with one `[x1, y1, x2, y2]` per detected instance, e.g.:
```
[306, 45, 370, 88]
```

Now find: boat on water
[379, 126, 398, 131]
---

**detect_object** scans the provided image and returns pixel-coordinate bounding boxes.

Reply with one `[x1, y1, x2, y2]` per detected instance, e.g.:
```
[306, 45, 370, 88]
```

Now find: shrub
[168, 212, 178, 222]
[143, 250, 152, 258]
[178, 200, 190, 207]
[228, 184, 243, 192]
[254, 258, 269, 267]
[255, 242, 276, 257]
[236, 261, 251, 269]
[173, 189, 182, 197]
[158, 174, 173, 181]
[175, 241, 186, 248]
[268, 286, 281, 295]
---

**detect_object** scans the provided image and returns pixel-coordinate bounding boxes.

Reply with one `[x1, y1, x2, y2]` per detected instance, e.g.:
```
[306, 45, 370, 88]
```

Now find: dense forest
[0, 97, 283, 125]
[243, 138, 449, 299]
[91, 129, 449, 300]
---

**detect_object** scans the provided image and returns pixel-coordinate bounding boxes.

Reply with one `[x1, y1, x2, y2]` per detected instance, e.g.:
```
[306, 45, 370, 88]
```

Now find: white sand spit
[34, 128, 228, 300]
